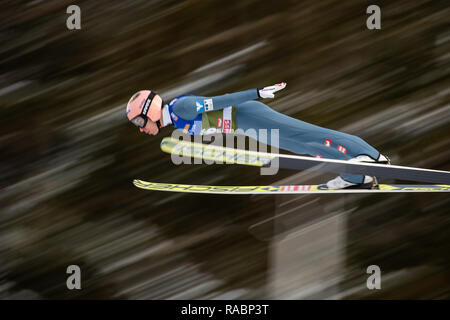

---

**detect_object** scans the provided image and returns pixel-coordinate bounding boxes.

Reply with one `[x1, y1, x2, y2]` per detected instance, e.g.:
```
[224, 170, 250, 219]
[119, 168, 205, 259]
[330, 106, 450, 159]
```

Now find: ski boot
[318, 175, 378, 190]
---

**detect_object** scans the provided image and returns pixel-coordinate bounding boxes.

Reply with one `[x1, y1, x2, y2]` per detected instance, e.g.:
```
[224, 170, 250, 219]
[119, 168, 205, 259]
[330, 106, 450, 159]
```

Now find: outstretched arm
[194, 88, 259, 112]
[173, 83, 286, 120]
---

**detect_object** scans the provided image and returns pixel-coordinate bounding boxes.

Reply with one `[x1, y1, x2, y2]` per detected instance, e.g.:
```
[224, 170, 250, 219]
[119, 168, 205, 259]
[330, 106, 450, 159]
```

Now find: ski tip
[133, 179, 149, 190]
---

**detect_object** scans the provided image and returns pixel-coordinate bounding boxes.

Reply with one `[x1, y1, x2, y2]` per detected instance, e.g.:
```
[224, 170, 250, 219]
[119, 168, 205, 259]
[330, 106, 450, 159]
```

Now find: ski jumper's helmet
[126, 90, 163, 133]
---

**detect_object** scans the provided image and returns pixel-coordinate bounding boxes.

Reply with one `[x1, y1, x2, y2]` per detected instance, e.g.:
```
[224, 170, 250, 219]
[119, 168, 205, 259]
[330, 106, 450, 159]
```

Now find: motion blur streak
[0, 0, 449, 299]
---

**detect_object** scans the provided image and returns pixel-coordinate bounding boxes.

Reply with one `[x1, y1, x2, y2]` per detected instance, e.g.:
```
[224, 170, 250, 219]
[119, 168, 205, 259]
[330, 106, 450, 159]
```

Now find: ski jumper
[167, 89, 381, 183]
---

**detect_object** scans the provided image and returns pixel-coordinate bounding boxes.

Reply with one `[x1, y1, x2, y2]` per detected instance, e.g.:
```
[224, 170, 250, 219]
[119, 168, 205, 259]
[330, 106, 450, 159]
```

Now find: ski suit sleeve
[173, 89, 260, 120]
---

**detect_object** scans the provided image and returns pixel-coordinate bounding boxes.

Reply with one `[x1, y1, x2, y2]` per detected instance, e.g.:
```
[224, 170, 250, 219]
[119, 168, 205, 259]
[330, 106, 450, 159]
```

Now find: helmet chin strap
[154, 100, 165, 134]
[149, 100, 165, 134]
[156, 120, 162, 134]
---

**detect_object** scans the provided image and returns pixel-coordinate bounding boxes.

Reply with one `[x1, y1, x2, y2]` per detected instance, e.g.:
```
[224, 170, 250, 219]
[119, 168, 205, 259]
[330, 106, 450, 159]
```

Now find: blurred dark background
[0, 0, 449, 299]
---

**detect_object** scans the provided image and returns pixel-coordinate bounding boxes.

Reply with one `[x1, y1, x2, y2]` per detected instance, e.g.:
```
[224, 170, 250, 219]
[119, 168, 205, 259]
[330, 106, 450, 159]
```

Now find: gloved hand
[258, 82, 287, 99]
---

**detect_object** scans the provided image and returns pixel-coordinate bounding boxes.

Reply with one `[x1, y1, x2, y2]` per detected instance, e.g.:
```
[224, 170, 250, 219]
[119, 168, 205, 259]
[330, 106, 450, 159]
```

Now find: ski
[133, 180, 450, 195]
[160, 137, 450, 184]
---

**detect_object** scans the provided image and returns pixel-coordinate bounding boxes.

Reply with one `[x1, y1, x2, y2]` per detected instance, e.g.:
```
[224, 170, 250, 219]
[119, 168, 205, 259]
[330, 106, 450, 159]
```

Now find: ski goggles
[130, 91, 162, 130]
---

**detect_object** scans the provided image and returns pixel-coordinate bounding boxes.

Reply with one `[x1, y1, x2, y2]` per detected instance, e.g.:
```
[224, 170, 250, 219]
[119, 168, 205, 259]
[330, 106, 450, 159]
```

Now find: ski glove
[258, 82, 287, 99]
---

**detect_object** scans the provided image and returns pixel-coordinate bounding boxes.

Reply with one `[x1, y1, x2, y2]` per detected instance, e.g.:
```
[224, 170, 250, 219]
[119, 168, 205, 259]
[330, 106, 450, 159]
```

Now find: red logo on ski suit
[337, 145, 347, 154]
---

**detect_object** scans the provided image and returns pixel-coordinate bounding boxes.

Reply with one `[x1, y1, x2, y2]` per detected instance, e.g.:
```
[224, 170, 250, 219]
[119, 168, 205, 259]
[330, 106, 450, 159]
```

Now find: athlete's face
[139, 107, 164, 135]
